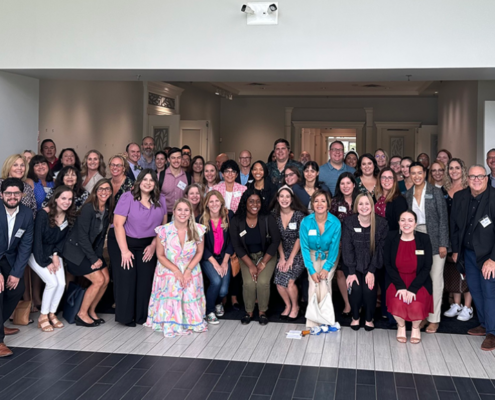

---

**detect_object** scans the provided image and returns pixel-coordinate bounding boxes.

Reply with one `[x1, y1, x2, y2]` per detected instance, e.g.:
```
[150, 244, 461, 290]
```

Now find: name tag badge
[425, 194, 433, 200]
[354, 228, 362, 233]
[15, 229, 25, 238]
[415, 250, 425, 255]
[338, 206, 347, 213]
[247, 180, 253, 184]
[59, 220, 68, 231]
[233, 191, 242, 198]
[240, 230, 247, 237]
[480, 216, 492, 228]
[288, 222, 297, 230]
[177, 181, 187, 190]
[309, 229, 317, 236]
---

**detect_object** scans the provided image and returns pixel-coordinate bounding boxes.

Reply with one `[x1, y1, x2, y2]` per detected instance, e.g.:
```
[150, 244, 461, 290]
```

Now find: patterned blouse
[355, 176, 376, 199]
[374, 195, 387, 218]
[114, 177, 134, 204]
[329, 197, 353, 223]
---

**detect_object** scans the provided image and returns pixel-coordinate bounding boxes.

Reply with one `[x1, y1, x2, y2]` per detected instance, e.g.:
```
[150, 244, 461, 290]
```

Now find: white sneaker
[207, 312, 220, 324]
[444, 303, 462, 317]
[215, 304, 225, 317]
[457, 306, 473, 321]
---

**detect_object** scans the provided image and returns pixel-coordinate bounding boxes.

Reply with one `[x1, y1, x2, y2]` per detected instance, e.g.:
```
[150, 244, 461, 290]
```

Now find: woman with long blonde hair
[81, 149, 106, 193]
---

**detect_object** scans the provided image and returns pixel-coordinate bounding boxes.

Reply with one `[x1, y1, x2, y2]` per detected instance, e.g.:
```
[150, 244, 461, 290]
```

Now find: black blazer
[32, 210, 69, 267]
[229, 213, 281, 258]
[245, 178, 277, 214]
[384, 231, 433, 295]
[62, 203, 110, 265]
[451, 186, 495, 271]
[384, 194, 408, 232]
[156, 169, 165, 189]
[0, 204, 34, 278]
[202, 210, 235, 261]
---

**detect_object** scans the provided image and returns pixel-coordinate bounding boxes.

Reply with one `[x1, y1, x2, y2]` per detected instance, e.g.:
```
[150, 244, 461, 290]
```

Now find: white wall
[1, 1, 494, 72]
[477, 81, 495, 163]
[437, 81, 478, 167]
[220, 96, 437, 162]
[39, 80, 144, 163]
[0, 71, 39, 162]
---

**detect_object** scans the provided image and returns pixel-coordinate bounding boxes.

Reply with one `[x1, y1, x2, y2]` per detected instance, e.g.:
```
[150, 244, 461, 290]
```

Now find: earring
[399, 229, 402, 235]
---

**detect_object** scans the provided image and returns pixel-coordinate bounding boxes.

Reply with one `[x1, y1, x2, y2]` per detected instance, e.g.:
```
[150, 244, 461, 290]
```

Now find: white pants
[306, 253, 336, 328]
[428, 254, 446, 323]
[28, 253, 66, 315]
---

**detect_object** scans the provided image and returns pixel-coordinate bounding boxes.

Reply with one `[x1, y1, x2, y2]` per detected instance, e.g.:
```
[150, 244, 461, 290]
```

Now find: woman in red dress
[385, 210, 433, 344]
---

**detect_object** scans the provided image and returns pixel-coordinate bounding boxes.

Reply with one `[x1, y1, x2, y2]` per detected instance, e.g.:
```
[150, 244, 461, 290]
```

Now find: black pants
[0, 257, 25, 343]
[107, 229, 156, 325]
[346, 270, 377, 322]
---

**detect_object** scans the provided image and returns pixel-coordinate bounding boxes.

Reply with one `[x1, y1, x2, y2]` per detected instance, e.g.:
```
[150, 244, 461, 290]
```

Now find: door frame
[179, 120, 210, 159]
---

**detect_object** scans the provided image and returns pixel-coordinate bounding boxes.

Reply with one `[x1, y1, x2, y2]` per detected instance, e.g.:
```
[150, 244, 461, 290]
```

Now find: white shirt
[412, 186, 426, 225]
[224, 191, 233, 210]
[5, 205, 19, 249]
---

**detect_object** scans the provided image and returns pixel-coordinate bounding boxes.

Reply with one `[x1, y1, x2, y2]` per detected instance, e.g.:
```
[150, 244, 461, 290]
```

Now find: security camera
[268, 3, 277, 12]
[241, 4, 255, 14]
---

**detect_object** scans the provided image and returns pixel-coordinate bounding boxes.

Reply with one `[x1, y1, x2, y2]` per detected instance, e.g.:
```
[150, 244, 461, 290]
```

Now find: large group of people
[1, 136, 495, 358]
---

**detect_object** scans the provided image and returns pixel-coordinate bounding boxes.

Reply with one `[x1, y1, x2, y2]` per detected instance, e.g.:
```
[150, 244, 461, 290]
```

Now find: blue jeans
[201, 259, 231, 315]
[465, 249, 495, 335]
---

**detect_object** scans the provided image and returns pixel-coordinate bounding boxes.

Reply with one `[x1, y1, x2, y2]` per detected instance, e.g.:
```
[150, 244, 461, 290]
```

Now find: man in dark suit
[451, 165, 495, 351]
[0, 178, 34, 357]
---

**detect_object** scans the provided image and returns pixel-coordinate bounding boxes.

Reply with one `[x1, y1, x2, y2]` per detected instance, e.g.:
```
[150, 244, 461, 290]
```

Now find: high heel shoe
[75, 315, 97, 327]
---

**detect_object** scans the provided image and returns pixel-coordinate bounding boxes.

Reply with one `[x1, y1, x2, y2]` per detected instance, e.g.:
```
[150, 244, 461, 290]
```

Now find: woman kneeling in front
[385, 210, 433, 344]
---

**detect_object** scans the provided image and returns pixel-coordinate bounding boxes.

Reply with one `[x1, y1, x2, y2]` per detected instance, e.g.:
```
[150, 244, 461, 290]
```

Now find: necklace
[246, 217, 257, 228]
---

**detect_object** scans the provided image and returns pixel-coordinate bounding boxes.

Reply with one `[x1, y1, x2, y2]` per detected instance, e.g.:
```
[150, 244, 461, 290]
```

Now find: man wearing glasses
[0, 178, 34, 357]
[451, 165, 495, 351]
[319, 140, 355, 195]
[487, 148, 495, 188]
[266, 139, 302, 187]
[237, 150, 252, 186]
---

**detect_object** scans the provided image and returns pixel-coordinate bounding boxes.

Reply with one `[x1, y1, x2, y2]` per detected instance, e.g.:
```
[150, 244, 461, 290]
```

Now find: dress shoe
[481, 334, 495, 351]
[468, 325, 486, 336]
[364, 324, 375, 332]
[4, 327, 19, 336]
[90, 316, 105, 324]
[232, 303, 241, 311]
[241, 314, 252, 325]
[0, 343, 13, 357]
[75, 315, 97, 327]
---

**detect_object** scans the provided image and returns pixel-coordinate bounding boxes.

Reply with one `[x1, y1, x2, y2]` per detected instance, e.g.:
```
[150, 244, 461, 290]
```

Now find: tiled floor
[1, 349, 495, 400]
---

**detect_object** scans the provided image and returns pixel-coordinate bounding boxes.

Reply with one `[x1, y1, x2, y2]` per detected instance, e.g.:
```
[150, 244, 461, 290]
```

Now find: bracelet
[260, 261, 266, 267]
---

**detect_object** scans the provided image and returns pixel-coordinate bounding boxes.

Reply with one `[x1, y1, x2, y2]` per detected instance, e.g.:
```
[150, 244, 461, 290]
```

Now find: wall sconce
[241, 2, 278, 25]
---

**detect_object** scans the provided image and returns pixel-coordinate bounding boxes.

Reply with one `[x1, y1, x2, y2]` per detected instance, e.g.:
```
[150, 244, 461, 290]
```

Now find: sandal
[48, 313, 64, 328]
[426, 322, 439, 334]
[396, 324, 407, 343]
[38, 314, 54, 332]
[410, 327, 421, 344]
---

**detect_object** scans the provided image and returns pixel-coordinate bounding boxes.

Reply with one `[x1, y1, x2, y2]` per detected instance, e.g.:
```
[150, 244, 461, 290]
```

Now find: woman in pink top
[212, 160, 247, 213]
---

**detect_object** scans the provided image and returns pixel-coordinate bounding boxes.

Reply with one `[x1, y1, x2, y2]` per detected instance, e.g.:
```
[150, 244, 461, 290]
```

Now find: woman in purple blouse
[108, 169, 168, 326]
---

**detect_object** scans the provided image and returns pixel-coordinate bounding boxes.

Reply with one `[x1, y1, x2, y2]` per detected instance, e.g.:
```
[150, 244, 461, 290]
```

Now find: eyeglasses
[285, 172, 296, 178]
[3, 191, 22, 197]
[380, 176, 394, 181]
[223, 169, 236, 175]
[109, 163, 124, 168]
[468, 174, 486, 181]
[97, 187, 112, 192]
[375, 155, 386, 159]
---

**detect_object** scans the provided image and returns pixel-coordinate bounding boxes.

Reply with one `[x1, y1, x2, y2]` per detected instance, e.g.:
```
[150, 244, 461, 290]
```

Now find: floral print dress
[145, 222, 208, 337]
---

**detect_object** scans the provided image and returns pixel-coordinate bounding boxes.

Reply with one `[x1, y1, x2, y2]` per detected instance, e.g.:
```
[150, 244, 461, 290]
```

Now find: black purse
[63, 282, 87, 324]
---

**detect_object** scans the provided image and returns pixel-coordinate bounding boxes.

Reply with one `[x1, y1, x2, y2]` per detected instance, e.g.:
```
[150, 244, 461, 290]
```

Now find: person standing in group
[399, 157, 414, 194]
[246, 160, 277, 214]
[199, 191, 234, 324]
[404, 162, 449, 334]
[375, 149, 389, 171]
[429, 161, 447, 188]
[109, 169, 167, 326]
[292, 161, 330, 211]
[63, 179, 114, 327]
[212, 160, 247, 213]
[385, 210, 433, 344]
[299, 190, 341, 328]
[28, 186, 74, 332]
[436, 149, 452, 167]
[155, 151, 168, 189]
[417, 153, 430, 177]
[266, 139, 302, 188]
[451, 165, 495, 351]
[22, 150, 36, 165]
[0, 178, 34, 357]
[271, 185, 308, 321]
[53, 148, 81, 175]
[108, 155, 134, 204]
[355, 153, 379, 198]
[161, 147, 189, 221]
[25, 155, 55, 211]
[139, 136, 156, 170]
[282, 165, 302, 188]
[40, 139, 58, 171]
[342, 193, 388, 331]
[330, 172, 360, 317]
[319, 141, 355, 196]
[486, 148, 495, 188]
[181, 153, 191, 173]
[125, 143, 142, 182]
[215, 153, 229, 180]
[300, 151, 311, 166]
[189, 156, 205, 185]
[344, 151, 358, 169]
[145, 198, 208, 337]
[81, 150, 106, 193]
[42, 166, 89, 211]
[204, 162, 220, 192]
[184, 183, 204, 220]
[1, 154, 37, 216]
[389, 156, 403, 182]
[237, 151, 252, 186]
[230, 189, 281, 325]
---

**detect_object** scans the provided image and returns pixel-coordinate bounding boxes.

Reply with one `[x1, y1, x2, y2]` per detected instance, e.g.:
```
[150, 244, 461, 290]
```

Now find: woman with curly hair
[28, 185, 76, 332]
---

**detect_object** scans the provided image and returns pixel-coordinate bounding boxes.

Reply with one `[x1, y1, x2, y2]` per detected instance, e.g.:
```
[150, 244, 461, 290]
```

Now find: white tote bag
[305, 280, 335, 326]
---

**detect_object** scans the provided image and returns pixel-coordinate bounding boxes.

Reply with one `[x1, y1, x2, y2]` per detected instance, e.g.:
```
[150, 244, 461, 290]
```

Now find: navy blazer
[202, 210, 235, 261]
[0, 204, 34, 278]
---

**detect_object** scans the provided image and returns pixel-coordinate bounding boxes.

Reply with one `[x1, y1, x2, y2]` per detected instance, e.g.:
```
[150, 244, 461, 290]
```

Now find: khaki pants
[306, 252, 336, 328]
[240, 252, 277, 313]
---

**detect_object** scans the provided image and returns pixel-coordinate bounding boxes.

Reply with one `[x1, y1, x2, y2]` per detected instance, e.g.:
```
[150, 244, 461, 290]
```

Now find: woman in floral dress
[145, 198, 208, 337]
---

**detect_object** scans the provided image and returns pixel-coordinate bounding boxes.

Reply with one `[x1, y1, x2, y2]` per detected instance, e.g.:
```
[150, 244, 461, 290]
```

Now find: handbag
[63, 281, 87, 324]
[305, 280, 335, 326]
[12, 268, 33, 326]
[231, 253, 241, 277]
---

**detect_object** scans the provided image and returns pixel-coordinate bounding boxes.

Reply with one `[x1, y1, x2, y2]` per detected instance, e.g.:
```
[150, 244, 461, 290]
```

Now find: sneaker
[207, 312, 219, 325]
[215, 304, 225, 317]
[457, 306, 473, 322]
[444, 303, 462, 317]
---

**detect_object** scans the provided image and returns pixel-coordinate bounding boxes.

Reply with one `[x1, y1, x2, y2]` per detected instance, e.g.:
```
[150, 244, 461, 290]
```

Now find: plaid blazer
[212, 182, 247, 213]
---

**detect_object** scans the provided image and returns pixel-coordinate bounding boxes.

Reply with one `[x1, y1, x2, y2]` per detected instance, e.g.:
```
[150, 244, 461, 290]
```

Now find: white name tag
[480, 216, 492, 228]
[289, 222, 297, 230]
[415, 250, 424, 255]
[247, 180, 253, 184]
[15, 229, 25, 238]
[177, 181, 187, 190]
[233, 191, 242, 197]
[59, 220, 68, 231]
[354, 228, 362, 233]
[425, 194, 433, 200]
[309, 229, 317, 236]
[338, 206, 347, 213]
[240, 230, 247, 237]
